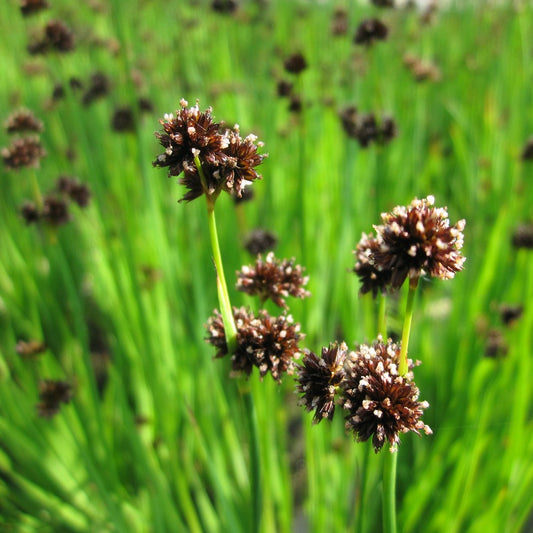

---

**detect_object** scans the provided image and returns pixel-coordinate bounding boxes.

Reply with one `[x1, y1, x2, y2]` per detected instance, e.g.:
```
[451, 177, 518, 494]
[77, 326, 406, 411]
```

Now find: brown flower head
[511, 223, 533, 249]
[485, 329, 508, 358]
[216, 126, 266, 198]
[244, 228, 278, 255]
[296, 342, 349, 423]
[371, 0, 395, 7]
[4, 109, 44, 134]
[340, 340, 431, 452]
[211, 0, 239, 14]
[277, 80, 293, 98]
[20, 0, 49, 16]
[16, 339, 46, 357]
[205, 306, 304, 382]
[521, 137, 533, 161]
[42, 195, 70, 226]
[354, 18, 389, 46]
[2, 136, 46, 170]
[45, 20, 75, 52]
[353, 232, 391, 297]
[37, 379, 73, 418]
[56, 176, 91, 207]
[372, 196, 466, 290]
[154, 100, 266, 202]
[284, 53, 308, 75]
[339, 108, 396, 148]
[20, 202, 41, 224]
[236, 252, 310, 308]
[82, 72, 111, 106]
[499, 304, 523, 327]
[111, 106, 135, 132]
[331, 8, 349, 36]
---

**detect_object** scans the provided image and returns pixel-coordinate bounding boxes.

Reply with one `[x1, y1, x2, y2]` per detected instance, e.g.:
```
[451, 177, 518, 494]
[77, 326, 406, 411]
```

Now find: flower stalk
[398, 277, 418, 377]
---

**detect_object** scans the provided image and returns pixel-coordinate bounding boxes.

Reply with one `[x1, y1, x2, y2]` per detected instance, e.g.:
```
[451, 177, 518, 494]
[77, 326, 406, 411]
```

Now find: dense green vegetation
[1, 1, 533, 531]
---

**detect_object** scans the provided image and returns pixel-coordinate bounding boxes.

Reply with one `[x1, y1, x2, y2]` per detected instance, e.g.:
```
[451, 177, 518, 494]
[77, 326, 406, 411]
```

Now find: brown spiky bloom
[82, 72, 110, 106]
[511, 223, 533, 249]
[205, 306, 304, 382]
[4, 109, 44, 134]
[45, 20, 75, 52]
[340, 340, 431, 452]
[244, 229, 278, 255]
[339, 108, 397, 148]
[37, 379, 73, 418]
[42, 195, 70, 226]
[20, 0, 49, 17]
[353, 18, 389, 46]
[56, 176, 91, 207]
[2, 136, 46, 170]
[153, 99, 266, 202]
[236, 252, 310, 308]
[353, 233, 392, 297]
[372, 196, 466, 290]
[20, 202, 41, 225]
[296, 342, 349, 423]
[283, 53, 308, 75]
[111, 106, 135, 132]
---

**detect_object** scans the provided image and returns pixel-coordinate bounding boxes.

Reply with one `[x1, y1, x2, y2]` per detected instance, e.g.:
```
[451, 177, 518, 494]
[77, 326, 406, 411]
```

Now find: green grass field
[1, 1, 533, 531]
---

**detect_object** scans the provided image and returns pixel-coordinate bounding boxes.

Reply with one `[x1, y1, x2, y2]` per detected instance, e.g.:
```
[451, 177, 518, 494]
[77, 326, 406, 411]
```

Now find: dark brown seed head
[2, 136, 46, 170]
[236, 252, 310, 308]
[205, 307, 304, 382]
[296, 342, 349, 423]
[4, 109, 43, 134]
[284, 53, 308, 75]
[111, 106, 135, 132]
[244, 229, 278, 255]
[20, 202, 41, 224]
[42, 195, 70, 226]
[353, 232, 392, 297]
[511, 223, 533, 249]
[277, 80, 293, 98]
[353, 18, 389, 46]
[37, 379, 73, 418]
[341, 340, 431, 452]
[499, 304, 523, 327]
[82, 72, 111, 106]
[20, 0, 49, 17]
[56, 176, 91, 207]
[371, 0, 395, 7]
[485, 329, 508, 358]
[373, 196, 466, 290]
[331, 8, 349, 36]
[211, 0, 239, 14]
[44, 20, 75, 52]
[521, 137, 533, 161]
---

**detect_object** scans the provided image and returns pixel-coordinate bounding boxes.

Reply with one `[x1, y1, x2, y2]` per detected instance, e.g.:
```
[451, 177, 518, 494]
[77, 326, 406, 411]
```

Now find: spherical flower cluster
[37, 379, 73, 418]
[353, 196, 466, 295]
[340, 341, 431, 452]
[153, 99, 267, 202]
[1, 136, 46, 170]
[296, 342, 348, 423]
[236, 252, 310, 308]
[205, 307, 304, 382]
[4, 109, 44, 134]
[353, 18, 389, 46]
[296, 339, 431, 452]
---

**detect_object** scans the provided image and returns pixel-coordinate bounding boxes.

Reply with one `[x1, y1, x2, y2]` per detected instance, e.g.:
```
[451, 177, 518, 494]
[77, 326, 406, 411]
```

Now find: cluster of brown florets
[340, 106, 397, 148]
[2, 109, 46, 171]
[206, 307, 304, 382]
[37, 379, 73, 418]
[28, 20, 75, 55]
[153, 99, 267, 202]
[296, 339, 431, 452]
[236, 252, 310, 308]
[20, 175, 91, 227]
[353, 196, 466, 295]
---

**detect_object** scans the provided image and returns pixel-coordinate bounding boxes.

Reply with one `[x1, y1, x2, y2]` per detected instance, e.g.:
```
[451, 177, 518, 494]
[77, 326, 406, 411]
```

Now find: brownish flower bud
[373, 196, 466, 290]
[244, 229, 278, 255]
[485, 329, 508, 358]
[16, 339, 46, 357]
[20, 0, 49, 17]
[20, 202, 41, 224]
[4, 109, 43, 134]
[521, 137, 533, 161]
[211, 0, 239, 14]
[37, 379, 73, 418]
[331, 8, 349, 36]
[283, 53, 308, 75]
[353, 232, 391, 297]
[277, 79, 293, 98]
[296, 342, 349, 423]
[499, 304, 523, 327]
[82, 72, 111, 106]
[511, 223, 533, 249]
[371, 0, 395, 7]
[236, 252, 310, 308]
[353, 18, 389, 46]
[45, 20, 75, 52]
[205, 307, 304, 382]
[2, 136, 46, 170]
[111, 106, 135, 132]
[56, 176, 91, 207]
[42, 195, 70, 226]
[341, 340, 431, 452]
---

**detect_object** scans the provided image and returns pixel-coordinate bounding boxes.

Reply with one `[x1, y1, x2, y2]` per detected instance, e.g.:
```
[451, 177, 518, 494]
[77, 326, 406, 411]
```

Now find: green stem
[398, 278, 419, 377]
[30, 171, 43, 209]
[206, 200, 237, 354]
[383, 450, 398, 533]
[242, 386, 262, 533]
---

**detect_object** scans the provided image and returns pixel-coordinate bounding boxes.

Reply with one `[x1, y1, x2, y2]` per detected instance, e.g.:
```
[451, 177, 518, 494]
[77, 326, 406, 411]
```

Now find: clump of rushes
[353, 18, 389, 46]
[206, 307, 304, 382]
[236, 252, 310, 308]
[36, 379, 73, 418]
